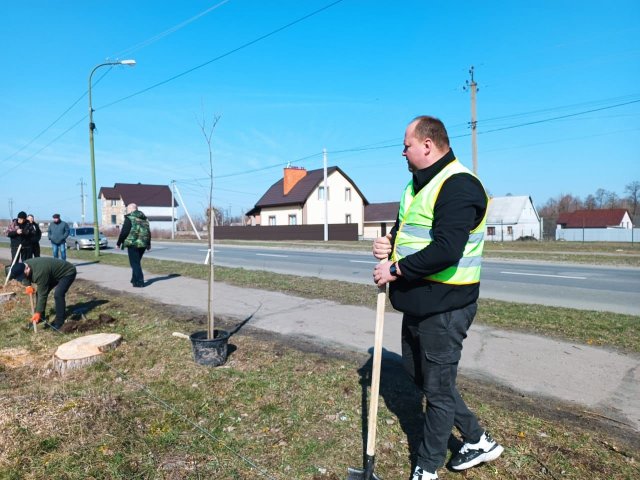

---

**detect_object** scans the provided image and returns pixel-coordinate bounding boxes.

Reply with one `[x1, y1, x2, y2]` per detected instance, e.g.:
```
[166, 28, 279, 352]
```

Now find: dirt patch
[59, 313, 116, 334]
[0, 347, 33, 368]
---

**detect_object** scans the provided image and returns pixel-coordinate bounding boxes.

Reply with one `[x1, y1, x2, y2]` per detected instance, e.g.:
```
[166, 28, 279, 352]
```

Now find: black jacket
[6, 219, 35, 250]
[389, 149, 488, 317]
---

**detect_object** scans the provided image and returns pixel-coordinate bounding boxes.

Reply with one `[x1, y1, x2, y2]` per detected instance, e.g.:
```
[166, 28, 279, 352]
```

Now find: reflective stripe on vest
[392, 159, 488, 285]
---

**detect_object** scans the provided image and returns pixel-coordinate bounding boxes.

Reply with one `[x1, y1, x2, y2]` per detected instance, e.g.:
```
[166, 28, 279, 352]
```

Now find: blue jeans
[52, 242, 66, 260]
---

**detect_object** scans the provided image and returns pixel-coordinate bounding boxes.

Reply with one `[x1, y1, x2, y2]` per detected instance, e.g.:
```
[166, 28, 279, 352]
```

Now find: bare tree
[198, 113, 221, 340]
[584, 194, 597, 210]
[624, 180, 640, 216]
[594, 188, 609, 209]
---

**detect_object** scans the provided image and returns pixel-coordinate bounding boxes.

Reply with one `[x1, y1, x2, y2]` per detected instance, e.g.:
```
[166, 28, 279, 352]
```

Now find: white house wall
[259, 205, 304, 226]
[305, 171, 364, 235]
[486, 199, 542, 241]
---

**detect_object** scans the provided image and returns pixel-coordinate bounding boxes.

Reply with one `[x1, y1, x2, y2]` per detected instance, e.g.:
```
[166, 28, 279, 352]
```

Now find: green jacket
[25, 257, 76, 314]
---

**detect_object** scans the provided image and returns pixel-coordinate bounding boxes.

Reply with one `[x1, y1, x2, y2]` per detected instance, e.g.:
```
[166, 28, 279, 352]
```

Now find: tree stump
[53, 333, 122, 375]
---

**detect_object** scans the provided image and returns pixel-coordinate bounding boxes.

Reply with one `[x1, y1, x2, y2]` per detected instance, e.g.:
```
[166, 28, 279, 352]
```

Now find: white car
[65, 227, 109, 250]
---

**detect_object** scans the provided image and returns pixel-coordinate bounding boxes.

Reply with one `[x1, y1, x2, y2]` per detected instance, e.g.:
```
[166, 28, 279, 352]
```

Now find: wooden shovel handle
[28, 293, 36, 334]
[366, 263, 387, 457]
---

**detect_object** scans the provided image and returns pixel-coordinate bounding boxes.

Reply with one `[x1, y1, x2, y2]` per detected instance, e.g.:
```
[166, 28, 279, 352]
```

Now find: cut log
[53, 333, 122, 375]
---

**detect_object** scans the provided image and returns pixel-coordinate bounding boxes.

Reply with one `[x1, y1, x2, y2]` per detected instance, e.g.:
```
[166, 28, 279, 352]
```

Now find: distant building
[363, 202, 399, 240]
[485, 196, 542, 241]
[556, 209, 633, 229]
[246, 166, 369, 236]
[98, 183, 178, 231]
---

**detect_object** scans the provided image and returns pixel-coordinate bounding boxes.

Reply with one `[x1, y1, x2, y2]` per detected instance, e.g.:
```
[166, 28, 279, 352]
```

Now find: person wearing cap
[8, 258, 76, 330]
[5, 211, 35, 262]
[47, 213, 70, 260]
[27, 214, 42, 258]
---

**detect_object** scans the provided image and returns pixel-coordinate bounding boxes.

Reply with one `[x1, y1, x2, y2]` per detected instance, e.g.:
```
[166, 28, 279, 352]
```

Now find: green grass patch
[0, 281, 637, 479]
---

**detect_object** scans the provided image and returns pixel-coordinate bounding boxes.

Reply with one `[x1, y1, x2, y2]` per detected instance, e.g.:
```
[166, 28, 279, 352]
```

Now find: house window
[111, 215, 117, 225]
[318, 186, 330, 200]
[111, 200, 117, 207]
[268, 216, 276, 226]
[507, 226, 513, 235]
[345, 187, 351, 201]
[487, 226, 496, 236]
[288, 214, 297, 225]
[345, 214, 351, 224]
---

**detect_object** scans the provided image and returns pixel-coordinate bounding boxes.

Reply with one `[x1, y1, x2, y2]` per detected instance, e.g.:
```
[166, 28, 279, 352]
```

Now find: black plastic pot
[189, 330, 230, 367]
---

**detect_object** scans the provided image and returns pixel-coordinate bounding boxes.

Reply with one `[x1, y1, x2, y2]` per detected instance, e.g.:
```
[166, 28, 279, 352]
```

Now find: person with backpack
[116, 203, 151, 288]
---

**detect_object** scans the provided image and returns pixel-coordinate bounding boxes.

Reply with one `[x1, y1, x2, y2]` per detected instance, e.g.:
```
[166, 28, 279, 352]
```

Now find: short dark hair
[411, 116, 450, 149]
[17, 211, 27, 219]
[52, 213, 60, 219]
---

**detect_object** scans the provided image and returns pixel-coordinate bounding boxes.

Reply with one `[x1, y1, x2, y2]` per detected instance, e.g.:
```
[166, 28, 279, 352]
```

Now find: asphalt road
[128, 242, 640, 315]
[2, 238, 638, 314]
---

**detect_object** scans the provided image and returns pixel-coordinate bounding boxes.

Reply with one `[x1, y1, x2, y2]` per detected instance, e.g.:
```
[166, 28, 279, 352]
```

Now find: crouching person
[9, 258, 77, 330]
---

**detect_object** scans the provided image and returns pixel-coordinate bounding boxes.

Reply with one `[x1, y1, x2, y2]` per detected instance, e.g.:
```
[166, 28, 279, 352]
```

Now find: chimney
[283, 166, 307, 195]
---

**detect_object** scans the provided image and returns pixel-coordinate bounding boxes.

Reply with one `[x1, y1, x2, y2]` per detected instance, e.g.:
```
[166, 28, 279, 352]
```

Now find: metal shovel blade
[347, 455, 380, 479]
[346, 467, 381, 480]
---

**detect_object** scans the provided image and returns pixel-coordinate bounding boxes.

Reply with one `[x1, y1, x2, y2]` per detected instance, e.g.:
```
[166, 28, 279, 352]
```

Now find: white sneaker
[450, 431, 504, 471]
[411, 466, 438, 480]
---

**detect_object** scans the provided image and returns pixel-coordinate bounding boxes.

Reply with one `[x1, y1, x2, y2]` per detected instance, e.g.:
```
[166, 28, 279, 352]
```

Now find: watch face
[390, 264, 398, 277]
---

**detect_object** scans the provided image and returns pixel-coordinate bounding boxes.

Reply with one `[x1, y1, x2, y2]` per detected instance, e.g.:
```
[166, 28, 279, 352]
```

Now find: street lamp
[88, 59, 136, 259]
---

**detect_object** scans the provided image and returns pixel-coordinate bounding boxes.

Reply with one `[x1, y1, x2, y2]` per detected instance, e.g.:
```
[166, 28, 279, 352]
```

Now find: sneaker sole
[451, 444, 504, 471]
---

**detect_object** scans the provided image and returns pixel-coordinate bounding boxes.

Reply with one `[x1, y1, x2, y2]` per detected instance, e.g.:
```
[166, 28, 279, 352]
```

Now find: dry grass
[0, 280, 638, 479]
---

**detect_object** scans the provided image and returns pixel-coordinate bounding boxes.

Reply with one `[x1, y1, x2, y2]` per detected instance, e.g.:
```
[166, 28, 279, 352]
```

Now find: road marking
[501, 271, 587, 280]
[350, 260, 378, 264]
[256, 253, 288, 258]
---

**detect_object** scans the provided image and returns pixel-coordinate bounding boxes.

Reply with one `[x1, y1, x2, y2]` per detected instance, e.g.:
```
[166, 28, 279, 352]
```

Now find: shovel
[28, 291, 36, 334]
[347, 279, 387, 480]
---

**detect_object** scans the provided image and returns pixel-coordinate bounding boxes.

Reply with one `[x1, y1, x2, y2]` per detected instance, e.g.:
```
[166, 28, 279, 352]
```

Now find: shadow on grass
[357, 349, 469, 471]
[357, 348, 423, 469]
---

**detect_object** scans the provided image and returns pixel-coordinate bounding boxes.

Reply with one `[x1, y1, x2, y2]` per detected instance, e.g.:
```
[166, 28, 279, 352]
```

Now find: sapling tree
[198, 113, 221, 340]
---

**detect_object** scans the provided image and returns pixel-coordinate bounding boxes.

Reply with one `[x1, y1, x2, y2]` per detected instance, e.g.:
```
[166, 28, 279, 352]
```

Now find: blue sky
[1, 0, 639, 225]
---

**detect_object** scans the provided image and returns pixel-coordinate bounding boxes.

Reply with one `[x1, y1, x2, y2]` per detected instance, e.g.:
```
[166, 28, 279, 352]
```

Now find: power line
[109, 0, 232, 59]
[99, 0, 346, 111]
[0, 69, 113, 167]
[0, 0, 346, 175]
[1, 2, 233, 168]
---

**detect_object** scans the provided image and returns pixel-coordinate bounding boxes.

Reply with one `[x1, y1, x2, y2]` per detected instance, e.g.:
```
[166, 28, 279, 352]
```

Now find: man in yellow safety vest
[372, 115, 503, 480]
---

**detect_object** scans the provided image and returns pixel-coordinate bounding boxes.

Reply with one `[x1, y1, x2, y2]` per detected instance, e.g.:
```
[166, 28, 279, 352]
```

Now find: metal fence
[555, 228, 639, 243]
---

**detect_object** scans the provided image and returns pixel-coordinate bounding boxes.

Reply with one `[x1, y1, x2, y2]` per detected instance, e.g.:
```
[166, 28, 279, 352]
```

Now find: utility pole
[8, 198, 13, 219]
[171, 180, 176, 240]
[78, 178, 87, 225]
[464, 66, 479, 174]
[323, 148, 328, 242]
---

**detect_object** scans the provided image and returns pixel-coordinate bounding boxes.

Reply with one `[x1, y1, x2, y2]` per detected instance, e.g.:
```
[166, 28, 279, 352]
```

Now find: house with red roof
[98, 183, 178, 231]
[246, 166, 368, 236]
[556, 209, 632, 230]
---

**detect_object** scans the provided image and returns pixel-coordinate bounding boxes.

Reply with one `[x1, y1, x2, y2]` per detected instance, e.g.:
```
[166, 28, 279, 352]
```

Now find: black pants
[401, 303, 484, 472]
[127, 247, 146, 286]
[52, 273, 76, 328]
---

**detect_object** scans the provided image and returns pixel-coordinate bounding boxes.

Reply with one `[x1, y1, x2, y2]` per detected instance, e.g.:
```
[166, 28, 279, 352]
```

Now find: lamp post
[88, 59, 136, 259]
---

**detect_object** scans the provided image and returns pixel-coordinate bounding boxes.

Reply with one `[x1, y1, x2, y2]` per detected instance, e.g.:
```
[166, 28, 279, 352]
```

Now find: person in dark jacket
[116, 203, 151, 288]
[8, 257, 76, 330]
[372, 116, 503, 480]
[6, 211, 34, 261]
[27, 214, 42, 258]
[47, 213, 70, 260]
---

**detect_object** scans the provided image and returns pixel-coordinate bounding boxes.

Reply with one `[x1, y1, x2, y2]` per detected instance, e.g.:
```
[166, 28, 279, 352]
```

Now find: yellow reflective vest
[391, 159, 488, 285]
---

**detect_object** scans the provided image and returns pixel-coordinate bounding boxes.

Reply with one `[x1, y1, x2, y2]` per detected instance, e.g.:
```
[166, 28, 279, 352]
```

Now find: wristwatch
[389, 263, 399, 277]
